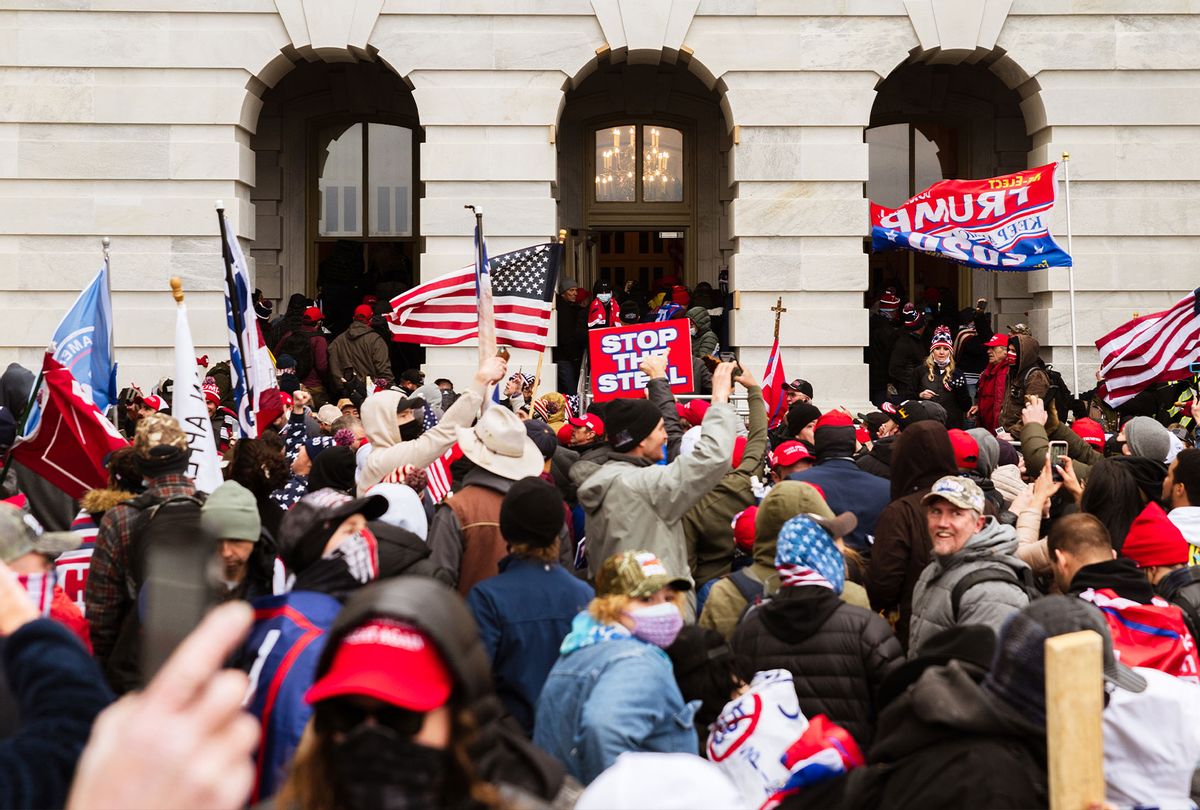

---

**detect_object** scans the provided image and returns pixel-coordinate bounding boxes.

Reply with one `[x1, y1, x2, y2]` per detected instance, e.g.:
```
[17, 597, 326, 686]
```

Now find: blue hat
[775, 515, 845, 594]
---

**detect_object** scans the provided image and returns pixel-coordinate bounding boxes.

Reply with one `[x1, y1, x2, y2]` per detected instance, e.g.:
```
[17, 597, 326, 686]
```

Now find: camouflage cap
[134, 412, 188, 458]
[596, 550, 692, 599]
[923, 475, 986, 514]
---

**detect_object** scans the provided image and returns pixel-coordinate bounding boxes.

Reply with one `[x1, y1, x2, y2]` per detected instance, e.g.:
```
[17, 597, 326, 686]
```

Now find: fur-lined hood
[80, 488, 136, 516]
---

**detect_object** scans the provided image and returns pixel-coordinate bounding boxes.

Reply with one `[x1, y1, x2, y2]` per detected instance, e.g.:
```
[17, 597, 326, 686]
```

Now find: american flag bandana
[16, 571, 55, 617]
[327, 529, 379, 585]
[775, 563, 835, 591]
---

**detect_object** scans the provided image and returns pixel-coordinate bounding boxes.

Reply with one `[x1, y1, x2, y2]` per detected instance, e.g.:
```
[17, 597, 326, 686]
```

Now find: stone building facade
[0, 0, 1194, 406]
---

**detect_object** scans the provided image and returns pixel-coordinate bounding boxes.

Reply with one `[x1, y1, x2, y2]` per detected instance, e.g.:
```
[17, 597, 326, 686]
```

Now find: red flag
[10, 354, 127, 498]
[762, 336, 788, 429]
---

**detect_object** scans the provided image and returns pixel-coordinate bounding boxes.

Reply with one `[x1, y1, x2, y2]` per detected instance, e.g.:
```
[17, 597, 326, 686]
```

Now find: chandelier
[595, 126, 678, 202]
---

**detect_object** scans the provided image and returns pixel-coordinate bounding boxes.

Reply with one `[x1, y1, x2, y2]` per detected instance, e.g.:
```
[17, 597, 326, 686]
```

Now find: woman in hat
[533, 550, 696, 785]
[914, 325, 971, 429]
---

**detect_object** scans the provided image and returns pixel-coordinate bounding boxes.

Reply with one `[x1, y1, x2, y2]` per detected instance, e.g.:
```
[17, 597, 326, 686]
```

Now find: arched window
[593, 124, 684, 204]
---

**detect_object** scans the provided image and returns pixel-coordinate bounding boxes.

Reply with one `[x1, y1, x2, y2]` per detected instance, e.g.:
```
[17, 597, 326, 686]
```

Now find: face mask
[399, 420, 423, 441]
[689, 325, 697, 337]
[15, 571, 55, 617]
[626, 601, 683, 648]
[934, 357, 950, 368]
[331, 724, 452, 810]
[597, 293, 612, 303]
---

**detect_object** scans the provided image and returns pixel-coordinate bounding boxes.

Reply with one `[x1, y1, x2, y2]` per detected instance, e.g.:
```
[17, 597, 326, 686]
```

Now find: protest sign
[588, 319, 692, 402]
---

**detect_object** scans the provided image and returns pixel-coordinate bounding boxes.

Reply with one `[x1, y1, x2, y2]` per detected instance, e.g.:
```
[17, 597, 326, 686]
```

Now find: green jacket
[1018, 421, 1102, 481]
[575, 403, 739, 584]
[682, 384, 768, 587]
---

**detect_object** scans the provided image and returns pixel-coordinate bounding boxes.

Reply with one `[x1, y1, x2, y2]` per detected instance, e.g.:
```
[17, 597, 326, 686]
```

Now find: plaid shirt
[84, 473, 196, 664]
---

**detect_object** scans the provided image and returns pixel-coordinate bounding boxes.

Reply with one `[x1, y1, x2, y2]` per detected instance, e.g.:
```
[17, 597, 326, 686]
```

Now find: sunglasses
[314, 698, 427, 738]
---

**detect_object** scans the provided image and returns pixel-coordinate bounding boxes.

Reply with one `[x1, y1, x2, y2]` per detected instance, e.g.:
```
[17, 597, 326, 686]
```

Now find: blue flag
[49, 260, 116, 412]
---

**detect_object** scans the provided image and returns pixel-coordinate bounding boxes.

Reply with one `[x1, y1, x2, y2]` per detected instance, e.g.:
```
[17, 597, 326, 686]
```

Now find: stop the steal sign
[588, 319, 693, 402]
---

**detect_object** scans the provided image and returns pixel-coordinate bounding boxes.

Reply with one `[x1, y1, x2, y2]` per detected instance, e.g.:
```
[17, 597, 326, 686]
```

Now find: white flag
[172, 301, 223, 494]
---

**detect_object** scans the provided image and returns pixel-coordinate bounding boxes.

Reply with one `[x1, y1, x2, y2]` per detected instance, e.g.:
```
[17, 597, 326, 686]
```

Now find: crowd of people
[0, 279, 1199, 809]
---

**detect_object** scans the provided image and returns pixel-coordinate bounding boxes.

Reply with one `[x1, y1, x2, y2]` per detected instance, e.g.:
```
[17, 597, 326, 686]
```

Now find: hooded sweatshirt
[686, 307, 719, 358]
[907, 518, 1030, 656]
[868, 422, 959, 647]
[999, 334, 1050, 431]
[357, 381, 485, 495]
[327, 319, 393, 390]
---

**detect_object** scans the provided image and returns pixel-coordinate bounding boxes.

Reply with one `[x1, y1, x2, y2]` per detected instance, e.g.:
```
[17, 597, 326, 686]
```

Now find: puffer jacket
[574, 403, 738, 582]
[357, 382, 485, 494]
[534, 613, 698, 785]
[698, 481, 832, 640]
[867, 422, 959, 647]
[682, 384, 768, 586]
[731, 585, 901, 748]
[999, 334, 1050, 431]
[975, 359, 1007, 433]
[328, 320, 393, 391]
[687, 307, 719, 358]
[855, 435, 895, 480]
[907, 517, 1031, 657]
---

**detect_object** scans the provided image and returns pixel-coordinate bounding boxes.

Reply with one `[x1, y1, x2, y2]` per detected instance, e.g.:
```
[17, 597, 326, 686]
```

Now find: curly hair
[924, 351, 956, 384]
[226, 437, 289, 499]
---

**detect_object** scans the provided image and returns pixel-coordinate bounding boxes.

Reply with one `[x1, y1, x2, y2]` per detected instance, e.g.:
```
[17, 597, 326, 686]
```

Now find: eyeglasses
[314, 698, 427, 737]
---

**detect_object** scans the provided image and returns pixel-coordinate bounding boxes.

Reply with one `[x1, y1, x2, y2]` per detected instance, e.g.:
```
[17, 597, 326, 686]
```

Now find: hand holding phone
[1048, 440, 1068, 483]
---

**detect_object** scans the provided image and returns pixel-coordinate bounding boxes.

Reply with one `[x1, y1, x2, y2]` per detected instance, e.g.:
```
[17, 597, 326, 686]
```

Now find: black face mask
[399, 419, 423, 442]
[330, 724, 452, 810]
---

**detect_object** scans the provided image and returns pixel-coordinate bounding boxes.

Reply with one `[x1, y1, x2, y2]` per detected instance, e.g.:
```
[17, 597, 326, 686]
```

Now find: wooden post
[1045, 630, 1105, 810]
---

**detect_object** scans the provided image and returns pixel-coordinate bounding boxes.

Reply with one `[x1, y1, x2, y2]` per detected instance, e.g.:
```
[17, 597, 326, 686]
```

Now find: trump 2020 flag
[870, 163, 1071, 271]
[172, 299, 223, 494]
[44, 261, 117, 416]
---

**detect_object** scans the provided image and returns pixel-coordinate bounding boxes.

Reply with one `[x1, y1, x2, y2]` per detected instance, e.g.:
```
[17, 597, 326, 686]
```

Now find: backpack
[1024, 361, 1075, 422]
[729, 568, 770, 625]
[950, 566, 1041, 622]
[274, 329, 314, 380]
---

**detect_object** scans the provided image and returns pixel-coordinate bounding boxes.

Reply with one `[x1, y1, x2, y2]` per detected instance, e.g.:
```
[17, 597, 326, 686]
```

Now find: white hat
[367, 483, 429, 541]
[456, 406, 544, 481]
[576, 753, 747, 810]
[317, 403, 342, 425]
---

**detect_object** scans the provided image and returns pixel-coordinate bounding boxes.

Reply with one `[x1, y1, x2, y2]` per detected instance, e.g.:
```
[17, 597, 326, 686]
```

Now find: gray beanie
[201, 480, 261, 543]
[967, 428, 999, 477]
[1125, 416, 1171, 463]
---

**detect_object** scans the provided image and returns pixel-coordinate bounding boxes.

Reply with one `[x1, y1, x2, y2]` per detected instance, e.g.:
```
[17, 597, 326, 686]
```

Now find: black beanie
[606, 399, 663, 452]
[500, 477, 565, 549]
[814, 425, 856, 461]
[135, 444, 189, 477]
[786, 401, 822, 437]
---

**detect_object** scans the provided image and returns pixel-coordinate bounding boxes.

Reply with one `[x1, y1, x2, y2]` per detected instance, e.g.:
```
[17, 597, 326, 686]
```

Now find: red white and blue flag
[1095, 289, 1200, 407]
[762, 336, 788, 429]
[870, 163, 1071, 271]
[1078, 588, 1200, 683]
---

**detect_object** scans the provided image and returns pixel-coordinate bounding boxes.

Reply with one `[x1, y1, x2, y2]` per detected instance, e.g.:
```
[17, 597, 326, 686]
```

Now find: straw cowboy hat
[456, 406, 545, 480]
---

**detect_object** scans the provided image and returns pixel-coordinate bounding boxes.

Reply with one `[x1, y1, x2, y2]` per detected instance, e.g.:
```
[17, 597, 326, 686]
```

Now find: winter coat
[792, 661, 1047, 809]
[687, 307, 719, 358]
[298, 324, 330, 390]
[855, 435, 894, 480]
[0, 619, 114, 810]
[975, 360, 1007, 433]
[467, 556, 594, 737]
[427, 467, 518, 592]
[1019, 421, 1102, 482]
[866, 422, 959, 647]
[907, 518, 1031, 657]
[574, 403, 738, 583]
[357, 382, 484, 494]
[587, 298, 618, 329]
[533, 613, 698, 784]
[887, 331, 926, 400]
[791, 458, 891, 553]
[1157, 565, 1200, 641]
[911, 362, 971, 429]
[731, 585, 901, 748]
[682, 384, 768, 586]
[999, 334, 1050, 431]
[556, 295, 588, 362]
[867, 314, 900, 397]
[328, 320, 393, 391]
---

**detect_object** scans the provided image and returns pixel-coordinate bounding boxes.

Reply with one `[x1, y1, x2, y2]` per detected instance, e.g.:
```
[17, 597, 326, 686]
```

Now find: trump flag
[870, 163, 1071, 271]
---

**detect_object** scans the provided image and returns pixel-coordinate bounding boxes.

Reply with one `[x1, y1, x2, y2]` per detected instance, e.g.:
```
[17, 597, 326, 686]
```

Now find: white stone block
[730, 197, 868, 238]
[421, 142, 556, 181]
[722, 71, 879, 126]
[421, 196, 557, 236]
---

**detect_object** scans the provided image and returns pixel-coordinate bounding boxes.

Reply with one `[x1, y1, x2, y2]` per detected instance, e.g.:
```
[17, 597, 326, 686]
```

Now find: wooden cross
[771, 296, 788, 341]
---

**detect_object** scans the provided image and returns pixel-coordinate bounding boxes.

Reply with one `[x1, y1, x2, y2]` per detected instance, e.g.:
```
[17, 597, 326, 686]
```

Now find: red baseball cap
[814, 410, 853, 430]
[684, 399, 710, 426]
[769, 440, 813, 469]
[279, 391, 293, 411]
[983, 334, 1009, 348]
[305, 619, 453, 712]
[303, 306, 325, 322]
[732, 506, 758, 554]
[353, 304, 374, 323]
[1071, 417, 1106, 450]
[948, 428, 979, 470]
[556, 422, 574, 446]
[139, 394, 164, 411]
[569, 414, 605, 435]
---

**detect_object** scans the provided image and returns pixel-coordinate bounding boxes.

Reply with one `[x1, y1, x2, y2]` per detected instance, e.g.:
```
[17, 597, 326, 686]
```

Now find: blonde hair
[925, 351, 956, 383]
[588, 590, 685, 625]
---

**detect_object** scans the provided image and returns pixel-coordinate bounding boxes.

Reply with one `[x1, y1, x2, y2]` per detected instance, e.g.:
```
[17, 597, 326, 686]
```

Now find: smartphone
[141, 516, 220, 680]
[718, 351, 742, 379]
[1048, 440, 1068, 483]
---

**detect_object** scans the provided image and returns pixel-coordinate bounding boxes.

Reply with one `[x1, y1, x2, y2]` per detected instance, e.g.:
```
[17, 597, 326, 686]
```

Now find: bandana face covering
[625, 602, 684, 648]
[330, 724, 453, 810]
[15, 571, 55, 617]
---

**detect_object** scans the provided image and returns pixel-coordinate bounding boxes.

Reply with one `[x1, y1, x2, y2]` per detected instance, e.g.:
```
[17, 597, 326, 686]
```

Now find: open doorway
[596, 228, 685, 294]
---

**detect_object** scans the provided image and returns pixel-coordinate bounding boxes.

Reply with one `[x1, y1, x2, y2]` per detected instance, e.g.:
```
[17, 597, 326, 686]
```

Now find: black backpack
[728, 568, 770, 625]
[950, 566, 1042, 621]
[1026, 362, 1075, 422]
[274, 329, 314, 380]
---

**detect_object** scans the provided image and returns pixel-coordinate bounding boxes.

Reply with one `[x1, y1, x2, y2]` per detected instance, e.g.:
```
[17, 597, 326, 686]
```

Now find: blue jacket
[238, 591, 343, 802]
[791, 458, 891, 552]
[0, 619, 113, 809]
[467, 556, 593, 736]
[533, 613, 699, 784]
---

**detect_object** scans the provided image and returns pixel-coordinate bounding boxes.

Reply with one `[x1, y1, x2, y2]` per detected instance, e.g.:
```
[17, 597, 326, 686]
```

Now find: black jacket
[730, 585, 901, 747]
[887, 332, 926, 400]
[855, 435, 894, 480]
[1068, 558, 1156, 603]
[1157, 566, 1200, 642]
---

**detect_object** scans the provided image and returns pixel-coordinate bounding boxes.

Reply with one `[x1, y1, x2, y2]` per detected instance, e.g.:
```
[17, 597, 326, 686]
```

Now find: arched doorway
[557, 54, 731, 327]
[249, 57, 423, 363]
[866, 56, 1034, 323]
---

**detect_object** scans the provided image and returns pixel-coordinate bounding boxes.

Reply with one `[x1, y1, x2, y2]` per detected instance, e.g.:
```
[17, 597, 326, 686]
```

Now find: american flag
[1096, 288, 1200, 406]
[425, 444, 462, 504]
[388, 243, 563, 351]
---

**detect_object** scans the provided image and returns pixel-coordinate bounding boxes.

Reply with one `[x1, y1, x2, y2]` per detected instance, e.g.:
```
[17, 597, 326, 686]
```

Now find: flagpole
[1062, 152, 1080, 396]
[215, 202, 251, 378]
[528, 229, 568, 405]
[467, 204, 498, 363]
[101, 237, 114, 364]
